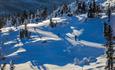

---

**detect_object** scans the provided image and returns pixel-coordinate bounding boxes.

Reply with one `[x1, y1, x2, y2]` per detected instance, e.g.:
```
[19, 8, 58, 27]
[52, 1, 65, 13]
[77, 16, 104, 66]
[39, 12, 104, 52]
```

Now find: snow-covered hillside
[0, 0, 115, 70]
[0, 14, 107, 70]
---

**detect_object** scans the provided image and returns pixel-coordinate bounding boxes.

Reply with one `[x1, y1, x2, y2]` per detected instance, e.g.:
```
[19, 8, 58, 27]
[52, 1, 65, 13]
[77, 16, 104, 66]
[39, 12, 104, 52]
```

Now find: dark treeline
[61, 0, 102, 17]
[0, 8, 48, 29]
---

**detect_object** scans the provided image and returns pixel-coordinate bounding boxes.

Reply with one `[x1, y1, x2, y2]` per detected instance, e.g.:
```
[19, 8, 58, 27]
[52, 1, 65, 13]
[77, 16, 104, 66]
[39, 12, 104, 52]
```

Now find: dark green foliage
[49, 18, 55, 28]
[87, 0, 100, 18]
[104, 23, 114, 70]
[19, 23, 31, 39]
[0, 19, 4, 29]
[61, 3, 69, 14]
[106, 4, 111, 22]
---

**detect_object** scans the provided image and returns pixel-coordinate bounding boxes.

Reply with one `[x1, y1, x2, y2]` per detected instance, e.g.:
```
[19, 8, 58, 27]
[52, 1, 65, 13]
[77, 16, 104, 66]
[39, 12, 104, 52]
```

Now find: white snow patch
[6, 47, 26, 58]
[79, 40, 105, 48]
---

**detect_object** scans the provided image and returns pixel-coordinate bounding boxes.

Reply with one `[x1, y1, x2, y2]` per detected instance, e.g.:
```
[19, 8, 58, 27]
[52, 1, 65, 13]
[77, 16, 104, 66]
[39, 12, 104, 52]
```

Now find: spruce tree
[77, 1, 82, 13]
[0, 19, 4, 29]
[104, 23, 114, 70]
[88, 3, 93, 18]
[107, 3, 111, 22]
[82, 1, 86, 13]
[49, 18, 54, 28]
[41, 8, 48, 20]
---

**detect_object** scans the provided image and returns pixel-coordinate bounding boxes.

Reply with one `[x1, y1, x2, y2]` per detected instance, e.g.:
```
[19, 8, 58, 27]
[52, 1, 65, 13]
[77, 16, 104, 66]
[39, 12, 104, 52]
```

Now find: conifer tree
[49, 18, 54, 28]
[104, 23, 114, 70]
[41, 8, 48, 20]
[0, 19, 4, 29]
[82, 1, 86, 13]
[87, 3, 93, 18]
[87, 0, 99, 18]
[61, 3, 68, 15]
[107, 3, 111, 22]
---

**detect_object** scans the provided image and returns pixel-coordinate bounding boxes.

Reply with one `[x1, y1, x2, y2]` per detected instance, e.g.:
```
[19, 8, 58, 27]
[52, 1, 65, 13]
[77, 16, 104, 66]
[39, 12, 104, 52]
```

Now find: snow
[5, 47, 26, 58]
[0, 14, 106, 70]
[0, 27, 17, 33]
[43, 55, 106, 70]
[76, 14, 87, 23]
[2, 61, 38, 70]
[102, 0, 115, 7]
[79, 40, 105, 49]
[28, 28, 61, 40]
[66, 37, 79, 46]
[19, 17, 67, 29]
[14, 43, 24, 48]
[1, 0, 115, 70]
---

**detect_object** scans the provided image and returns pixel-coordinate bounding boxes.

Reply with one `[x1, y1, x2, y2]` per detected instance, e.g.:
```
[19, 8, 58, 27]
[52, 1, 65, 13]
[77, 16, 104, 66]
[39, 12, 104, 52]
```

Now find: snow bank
[44, 55, 106, 70]
[3, 61, 38, 70]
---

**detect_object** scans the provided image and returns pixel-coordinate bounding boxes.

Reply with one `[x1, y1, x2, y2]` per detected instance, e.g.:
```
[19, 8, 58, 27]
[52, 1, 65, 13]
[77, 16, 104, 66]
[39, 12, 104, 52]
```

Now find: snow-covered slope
[0, 14, 106, 69]
[1, 0, 115, 70]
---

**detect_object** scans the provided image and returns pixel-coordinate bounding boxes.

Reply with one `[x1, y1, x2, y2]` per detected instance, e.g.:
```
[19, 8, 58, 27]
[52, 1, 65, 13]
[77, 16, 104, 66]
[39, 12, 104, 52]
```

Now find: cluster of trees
[61, 3, 70, 15]
[104, 23, 114, 70]
[55, 3, 72, 17]
[76, 0, 101, 18]
[104, 3, 114, 70]
[19, 29, 30, 39]
[0, 17, 4, 29]
[87, 0, 101, 18]
[49, 18, 58, 28]
[0, 8, 48, 29]
[19, 23, 31, 39]
[76, 0, 86, 14]
[54, 0, 102, 18]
